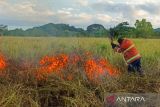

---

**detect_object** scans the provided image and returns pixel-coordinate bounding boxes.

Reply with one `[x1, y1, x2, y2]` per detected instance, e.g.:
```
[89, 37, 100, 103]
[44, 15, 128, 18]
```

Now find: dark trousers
[128, 58, 144, 76]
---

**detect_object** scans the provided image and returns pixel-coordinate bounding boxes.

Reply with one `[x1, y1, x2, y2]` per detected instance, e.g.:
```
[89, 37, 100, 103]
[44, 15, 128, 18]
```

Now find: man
[111, 37, 144, 76]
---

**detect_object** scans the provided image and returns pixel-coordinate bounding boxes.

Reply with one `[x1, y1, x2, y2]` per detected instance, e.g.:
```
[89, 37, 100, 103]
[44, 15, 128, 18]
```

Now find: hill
[4, 23, 108, 37]
[154, 28, 160, 32]
[154, 28, 160, 37]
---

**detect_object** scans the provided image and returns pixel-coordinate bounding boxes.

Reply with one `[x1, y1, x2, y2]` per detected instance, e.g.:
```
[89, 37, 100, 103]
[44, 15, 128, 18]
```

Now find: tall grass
[0, 37, 160, 107]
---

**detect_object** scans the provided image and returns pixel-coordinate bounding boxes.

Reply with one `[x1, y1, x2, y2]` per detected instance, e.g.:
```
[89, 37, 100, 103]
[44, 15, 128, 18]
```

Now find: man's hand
[111, 42, 117, 49]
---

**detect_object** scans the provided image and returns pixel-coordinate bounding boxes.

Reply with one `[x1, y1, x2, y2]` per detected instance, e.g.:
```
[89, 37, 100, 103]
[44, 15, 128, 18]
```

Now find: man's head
[117, 37, 124, 44]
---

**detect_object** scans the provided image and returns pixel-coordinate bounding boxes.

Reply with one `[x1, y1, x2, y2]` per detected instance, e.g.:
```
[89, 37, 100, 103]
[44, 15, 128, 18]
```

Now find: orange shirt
[115, 39, 141, 64]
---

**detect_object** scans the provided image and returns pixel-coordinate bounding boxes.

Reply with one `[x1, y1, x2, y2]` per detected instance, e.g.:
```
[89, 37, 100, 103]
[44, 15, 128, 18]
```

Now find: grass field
[0, 37, 160, 107]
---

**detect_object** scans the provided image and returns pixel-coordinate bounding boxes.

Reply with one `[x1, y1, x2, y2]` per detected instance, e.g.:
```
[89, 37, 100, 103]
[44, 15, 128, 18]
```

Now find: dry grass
[0, 37, 160, 107]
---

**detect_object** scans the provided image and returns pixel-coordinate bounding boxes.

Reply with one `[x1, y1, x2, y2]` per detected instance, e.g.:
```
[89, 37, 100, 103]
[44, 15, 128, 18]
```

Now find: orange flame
[36, 54, 68, 80]
[0, 54, 6, 70]
[37, 52, 119, 82]
[85, 58, 118, 82]
[69, 54, 81, 65]
[0, 54, 7, 76]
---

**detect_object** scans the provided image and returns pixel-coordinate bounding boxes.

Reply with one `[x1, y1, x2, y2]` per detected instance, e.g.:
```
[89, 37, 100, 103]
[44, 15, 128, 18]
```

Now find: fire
[36, 54, 68, 80]
[39, 54, 68, 73]
[69, 54, 81, 65]
[0, 50, 119, 83]
[85, 58, 118, 82]
[0, 54, 6, 70]
[37, 52, 119, 82]
[0, 54, 7, 76]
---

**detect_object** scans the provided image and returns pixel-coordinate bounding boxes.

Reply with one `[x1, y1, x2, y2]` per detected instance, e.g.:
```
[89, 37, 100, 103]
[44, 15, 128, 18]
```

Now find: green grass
[0, 37, 160, 107]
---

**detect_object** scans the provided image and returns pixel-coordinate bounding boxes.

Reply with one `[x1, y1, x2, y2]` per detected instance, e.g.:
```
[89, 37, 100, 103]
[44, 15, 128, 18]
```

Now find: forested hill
[4, 23, 108, 37]
[1, 19, 160, 37]
[154, 28, 160, 32]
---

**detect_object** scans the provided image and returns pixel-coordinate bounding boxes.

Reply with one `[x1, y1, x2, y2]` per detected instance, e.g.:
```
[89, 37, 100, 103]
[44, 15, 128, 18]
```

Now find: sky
[0, 0, 160, 29]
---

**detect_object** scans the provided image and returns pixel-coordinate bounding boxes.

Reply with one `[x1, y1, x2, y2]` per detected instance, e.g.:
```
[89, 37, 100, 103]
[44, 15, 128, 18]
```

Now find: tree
[109, 21, 135, 38]
[135, 19, 154, 37]
[0, 25, 8, 36]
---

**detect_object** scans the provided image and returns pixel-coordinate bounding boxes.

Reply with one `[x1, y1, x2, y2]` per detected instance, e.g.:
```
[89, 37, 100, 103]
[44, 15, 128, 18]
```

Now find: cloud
[62, 8, 74, 11]
[0, 0, 55, 25]
[56, 9, 93, 25]
[96, 14, 112, 23]
[1, 0, 160, 28]
[55, 9, 113, 27]
[122, 0, 158, 4]
[90, 0, 160, 27]
[76, 0, 89, 6]
[137, 3, 160, 14]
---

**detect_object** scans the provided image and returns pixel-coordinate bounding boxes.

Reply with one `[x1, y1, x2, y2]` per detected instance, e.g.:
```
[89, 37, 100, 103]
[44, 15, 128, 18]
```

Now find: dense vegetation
[1, 19, 160, 38]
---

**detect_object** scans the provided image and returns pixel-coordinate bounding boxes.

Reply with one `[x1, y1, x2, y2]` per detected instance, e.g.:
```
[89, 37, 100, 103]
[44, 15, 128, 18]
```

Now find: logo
[106, 95, 146, 106]
[116, 96, 146, 102]
[105, 93, 160, 107]
[106, 95, 116, 105]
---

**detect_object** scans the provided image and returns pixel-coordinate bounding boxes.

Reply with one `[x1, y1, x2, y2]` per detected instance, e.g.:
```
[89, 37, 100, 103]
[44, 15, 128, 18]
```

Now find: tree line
[0, 19, 160, 38]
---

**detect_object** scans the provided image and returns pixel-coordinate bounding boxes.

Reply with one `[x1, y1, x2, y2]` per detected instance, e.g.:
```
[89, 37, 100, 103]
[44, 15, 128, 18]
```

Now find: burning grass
[0, 54, 6, 70]
[37, 54, 69, 80]
[0, 54, 7, 76]
[36, 52, 119, 83]
[0, 50, 120, 106]
[0, 50, 120, 107]
[0, 37, 160, 107]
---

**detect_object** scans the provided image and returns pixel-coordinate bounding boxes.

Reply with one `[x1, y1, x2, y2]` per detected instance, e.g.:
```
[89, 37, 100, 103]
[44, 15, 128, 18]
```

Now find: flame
[36, 54, 68, 80]
[85, 58, 118, 82]
[69, 54, 81, 65]
[0, 51, 119, 83]
[0, 54, 7, 76]
[39, 54, 68, 72]
[0, 54, 6, 70]
[37, 52, 119, 82]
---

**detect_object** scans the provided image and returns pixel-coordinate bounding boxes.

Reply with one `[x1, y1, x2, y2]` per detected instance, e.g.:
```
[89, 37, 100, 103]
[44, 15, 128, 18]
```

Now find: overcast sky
[0, 0, 160, 29]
